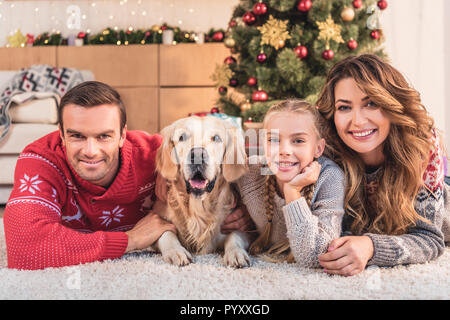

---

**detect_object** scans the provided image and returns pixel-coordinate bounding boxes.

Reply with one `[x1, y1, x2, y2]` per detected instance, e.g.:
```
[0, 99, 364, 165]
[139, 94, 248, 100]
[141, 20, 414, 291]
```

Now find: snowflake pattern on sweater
[3, 130, 162, 270]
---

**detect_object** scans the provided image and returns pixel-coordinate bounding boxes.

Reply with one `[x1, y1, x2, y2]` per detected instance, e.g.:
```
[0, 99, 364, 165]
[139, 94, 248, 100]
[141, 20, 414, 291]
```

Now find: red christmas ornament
[212, 31, 224, 42]
[229, 20, 237, 28]
[322, 49, 334, 60]
[229, 78, 239, 87]
[243, 11, 256, 25]
[371, 30, 381, 39]
[210, 107, 220, 114]
[247, 77, 257, 87]
[252, 89, 268, 102]
[218, 86, 228, 95]
[224, 56, 237, 65]
[294, 45, 308, 59]
[347, 39, 358, 50]
[377, 0, 388, 10]
[161, 25, 167, 31]
[253, 2, 268, 15]
[297, 0, 312, 12]
[257, 52, 267, 63]
[352, 0, 362, 9]
[77, 32, 86, 39]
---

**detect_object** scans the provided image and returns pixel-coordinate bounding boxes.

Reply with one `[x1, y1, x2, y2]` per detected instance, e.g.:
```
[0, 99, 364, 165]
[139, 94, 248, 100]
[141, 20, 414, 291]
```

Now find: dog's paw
[162, 246, 193, 266]
[223, 247, 251, 268]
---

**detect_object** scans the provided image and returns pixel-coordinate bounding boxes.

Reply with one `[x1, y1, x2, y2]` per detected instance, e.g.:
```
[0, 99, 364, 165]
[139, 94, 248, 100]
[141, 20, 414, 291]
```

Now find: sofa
[0, 70, 94, 204]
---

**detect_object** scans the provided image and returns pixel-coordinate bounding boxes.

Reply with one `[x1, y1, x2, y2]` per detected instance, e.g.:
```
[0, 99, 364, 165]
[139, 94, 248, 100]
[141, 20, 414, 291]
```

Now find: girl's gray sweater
[237, 156, 346, 268]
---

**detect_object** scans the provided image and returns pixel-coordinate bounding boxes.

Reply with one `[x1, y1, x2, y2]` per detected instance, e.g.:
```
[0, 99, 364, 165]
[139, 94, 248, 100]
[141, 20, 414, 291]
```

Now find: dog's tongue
[190, 179, 208, 189]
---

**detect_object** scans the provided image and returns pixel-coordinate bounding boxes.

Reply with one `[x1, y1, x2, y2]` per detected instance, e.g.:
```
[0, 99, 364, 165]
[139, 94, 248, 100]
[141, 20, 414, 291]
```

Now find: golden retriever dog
[152, 116, 251, 268]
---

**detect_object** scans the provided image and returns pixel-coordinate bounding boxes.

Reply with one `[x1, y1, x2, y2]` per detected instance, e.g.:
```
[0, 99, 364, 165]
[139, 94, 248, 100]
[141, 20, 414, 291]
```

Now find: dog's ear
[156, 124, 178, 181]
[222, 123, 249, 182]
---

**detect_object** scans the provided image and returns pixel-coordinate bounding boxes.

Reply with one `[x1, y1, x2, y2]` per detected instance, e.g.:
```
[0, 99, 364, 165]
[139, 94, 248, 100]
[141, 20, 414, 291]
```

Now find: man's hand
[221, 205, 255, 234]
[318, 236, 374, 277]
[125, 213, 176, 253]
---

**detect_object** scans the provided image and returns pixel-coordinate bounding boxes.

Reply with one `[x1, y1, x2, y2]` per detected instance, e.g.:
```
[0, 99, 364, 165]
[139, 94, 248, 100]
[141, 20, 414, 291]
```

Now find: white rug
[0, 219, 449, 300]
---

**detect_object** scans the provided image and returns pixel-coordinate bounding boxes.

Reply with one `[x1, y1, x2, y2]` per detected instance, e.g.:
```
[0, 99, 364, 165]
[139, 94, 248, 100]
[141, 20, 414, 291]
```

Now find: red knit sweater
[3, 130, 162, 270]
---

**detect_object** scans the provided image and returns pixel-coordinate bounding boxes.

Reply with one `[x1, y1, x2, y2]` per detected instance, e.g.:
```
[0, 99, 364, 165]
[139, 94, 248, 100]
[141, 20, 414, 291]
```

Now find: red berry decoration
[252, 89, 268, 102]
[257, 52, 267, 63]
[253, 2, 268, 15]
[294, 45, 308, 59]
[229, 78, 239, 87]
[212, 31, 224, 42]
[377, 0, 388, 10]
[243, 11, 256, 25]
[352, 0, 362, 9]
[218, 86, 227, 95]
[247, 77, 257, 87]
[210, 107, 220, 114]
[297, 0, 312, 12]
[371, 30, 380, 39]
[224, 56, 237, 65]
[322, 49, 334, 60]
[347, 39, 358, 50]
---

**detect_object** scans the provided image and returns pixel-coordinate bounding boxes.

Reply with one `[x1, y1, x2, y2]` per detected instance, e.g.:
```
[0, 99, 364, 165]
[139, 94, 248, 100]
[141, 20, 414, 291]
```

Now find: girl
[316, 54, 450, 276]
[237, 99, 346, 268]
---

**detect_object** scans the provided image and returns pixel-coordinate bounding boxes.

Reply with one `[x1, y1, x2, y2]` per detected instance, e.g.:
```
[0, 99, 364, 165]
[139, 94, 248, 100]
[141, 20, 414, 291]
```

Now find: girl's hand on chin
[283, 161, 321, 203]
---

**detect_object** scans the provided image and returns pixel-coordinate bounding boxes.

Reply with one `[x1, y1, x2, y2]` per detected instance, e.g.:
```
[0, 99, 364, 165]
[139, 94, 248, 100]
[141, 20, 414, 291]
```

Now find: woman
[315, 54, 449, 276]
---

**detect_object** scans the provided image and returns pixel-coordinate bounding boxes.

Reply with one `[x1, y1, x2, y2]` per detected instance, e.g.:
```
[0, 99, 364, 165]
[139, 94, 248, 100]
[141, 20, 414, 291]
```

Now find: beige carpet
[0, 218, 449, 300]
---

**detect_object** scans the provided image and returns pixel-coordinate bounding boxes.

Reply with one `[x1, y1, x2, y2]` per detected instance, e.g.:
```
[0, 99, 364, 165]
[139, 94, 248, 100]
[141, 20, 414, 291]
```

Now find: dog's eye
[178, 133, 187, 142]
[212, 135, 222, 143]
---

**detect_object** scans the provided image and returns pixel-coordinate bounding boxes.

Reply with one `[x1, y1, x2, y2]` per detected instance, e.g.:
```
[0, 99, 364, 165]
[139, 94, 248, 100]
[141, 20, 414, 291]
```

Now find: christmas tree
[212, 0, 388, 122]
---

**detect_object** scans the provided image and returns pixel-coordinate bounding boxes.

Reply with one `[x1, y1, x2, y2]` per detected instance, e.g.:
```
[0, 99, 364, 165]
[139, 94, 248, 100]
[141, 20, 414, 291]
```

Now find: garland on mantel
[8, 24, 226, 47]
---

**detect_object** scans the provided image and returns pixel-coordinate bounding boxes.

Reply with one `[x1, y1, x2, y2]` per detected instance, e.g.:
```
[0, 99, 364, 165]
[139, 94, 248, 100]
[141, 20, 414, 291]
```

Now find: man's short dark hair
[58, 81, 127, 134]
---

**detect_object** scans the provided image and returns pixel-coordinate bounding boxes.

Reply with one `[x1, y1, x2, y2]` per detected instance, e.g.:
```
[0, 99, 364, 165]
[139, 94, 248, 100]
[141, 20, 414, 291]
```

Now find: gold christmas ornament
[224, 37, 236, 48]
[210, 63, 234, 88]
[151, 25, 160, 32]
[7, 29, 27, 48]
[257, 15, 291, 50]
[341, 7, 355, 22]
[317, 15, 345, 46]
[240, 100, 252, 112]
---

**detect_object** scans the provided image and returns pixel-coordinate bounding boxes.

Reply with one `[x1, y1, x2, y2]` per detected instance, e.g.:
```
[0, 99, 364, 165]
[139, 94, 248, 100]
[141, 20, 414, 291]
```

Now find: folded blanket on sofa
[0, 65, 86, 140]
[9, 92, 59, 124]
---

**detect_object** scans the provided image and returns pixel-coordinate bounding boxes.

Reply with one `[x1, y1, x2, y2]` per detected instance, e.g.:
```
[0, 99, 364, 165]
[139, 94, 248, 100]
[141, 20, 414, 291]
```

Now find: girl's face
[264, 111, 325, 183]
[333, 77, 391, 167]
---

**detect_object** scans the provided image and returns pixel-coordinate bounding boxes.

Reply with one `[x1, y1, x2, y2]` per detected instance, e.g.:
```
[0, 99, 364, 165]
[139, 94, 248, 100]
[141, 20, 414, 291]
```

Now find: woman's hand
[318, 236, 374, 276]
[283, 161, 321, 204]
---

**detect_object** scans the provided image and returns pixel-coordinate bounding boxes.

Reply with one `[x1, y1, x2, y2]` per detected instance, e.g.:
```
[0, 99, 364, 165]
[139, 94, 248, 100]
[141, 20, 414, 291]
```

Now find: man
[3, 81, 252, 270]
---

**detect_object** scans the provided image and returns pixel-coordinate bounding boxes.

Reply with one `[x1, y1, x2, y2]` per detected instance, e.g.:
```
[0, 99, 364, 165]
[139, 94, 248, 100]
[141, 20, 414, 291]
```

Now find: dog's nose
[190, 147, 209, 165]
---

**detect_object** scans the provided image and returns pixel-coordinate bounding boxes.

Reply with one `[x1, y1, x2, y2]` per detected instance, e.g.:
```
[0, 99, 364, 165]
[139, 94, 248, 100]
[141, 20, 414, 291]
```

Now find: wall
[0, 0, 240, 47]
[381, 0, 448, 150]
